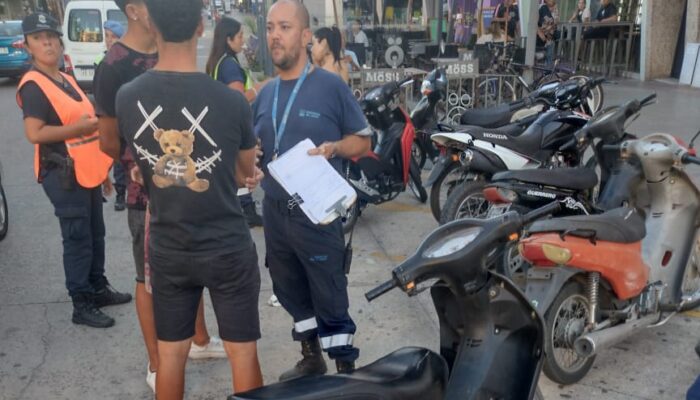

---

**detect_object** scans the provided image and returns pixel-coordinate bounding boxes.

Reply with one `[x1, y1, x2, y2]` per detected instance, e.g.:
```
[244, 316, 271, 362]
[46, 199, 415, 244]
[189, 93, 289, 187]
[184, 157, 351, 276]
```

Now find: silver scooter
[518, 97, 700, 384]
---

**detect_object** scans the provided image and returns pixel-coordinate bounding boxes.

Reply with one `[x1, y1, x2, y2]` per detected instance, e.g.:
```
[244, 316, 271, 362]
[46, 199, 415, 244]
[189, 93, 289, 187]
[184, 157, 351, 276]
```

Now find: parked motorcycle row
[225, 68, 700, 399]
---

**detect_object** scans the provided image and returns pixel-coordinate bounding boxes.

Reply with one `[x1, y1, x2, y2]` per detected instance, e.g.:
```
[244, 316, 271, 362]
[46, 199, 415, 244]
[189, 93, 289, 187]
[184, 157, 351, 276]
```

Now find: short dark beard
[273, 46, 301, 70]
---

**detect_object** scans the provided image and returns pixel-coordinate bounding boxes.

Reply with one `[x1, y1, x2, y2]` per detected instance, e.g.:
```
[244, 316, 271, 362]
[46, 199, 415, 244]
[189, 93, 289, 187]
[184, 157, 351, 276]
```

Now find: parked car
[0, 20, 31, 79]
[62, 0, 127, 91]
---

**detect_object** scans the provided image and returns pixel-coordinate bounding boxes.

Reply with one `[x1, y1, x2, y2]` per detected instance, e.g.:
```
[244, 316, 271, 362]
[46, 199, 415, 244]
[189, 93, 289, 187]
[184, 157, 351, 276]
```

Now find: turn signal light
[406, 281, 416, 290]
[12, 39, 24, 49]
[541, 244, 572, 264]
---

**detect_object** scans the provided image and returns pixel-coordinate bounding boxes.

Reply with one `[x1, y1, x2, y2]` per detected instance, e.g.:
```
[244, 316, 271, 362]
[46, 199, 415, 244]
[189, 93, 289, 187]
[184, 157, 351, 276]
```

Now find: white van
[62, 0, 127, 91]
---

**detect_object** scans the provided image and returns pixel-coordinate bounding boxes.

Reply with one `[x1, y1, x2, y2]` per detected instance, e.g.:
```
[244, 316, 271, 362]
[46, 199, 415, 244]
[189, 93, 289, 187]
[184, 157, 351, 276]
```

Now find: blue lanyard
[272, 62, 311, 157]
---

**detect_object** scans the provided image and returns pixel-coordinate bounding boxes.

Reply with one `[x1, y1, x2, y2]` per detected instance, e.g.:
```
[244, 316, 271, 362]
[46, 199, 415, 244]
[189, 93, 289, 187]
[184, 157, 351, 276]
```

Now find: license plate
[487, 203, 511, 218]
[0, 48, 8, 55]
[74, 68, 94, 82]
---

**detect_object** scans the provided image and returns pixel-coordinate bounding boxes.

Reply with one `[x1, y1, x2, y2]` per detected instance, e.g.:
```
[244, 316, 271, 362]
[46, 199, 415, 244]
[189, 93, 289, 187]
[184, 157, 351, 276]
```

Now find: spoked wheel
[0, 181, 7, 241]
[412, 140, 427, 170]
[543, 282, 595, 385]
[680, 235, 700, 311]
[429, 162, 466, 222]
[477, 78, 517, 107]
[408, 160, 428, 203]
[440, 180, 488, 224]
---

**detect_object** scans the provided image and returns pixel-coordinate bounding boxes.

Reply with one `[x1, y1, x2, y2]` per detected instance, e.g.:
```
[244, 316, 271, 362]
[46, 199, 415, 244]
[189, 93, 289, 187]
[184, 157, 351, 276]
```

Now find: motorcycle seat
[492, 167, 598, 191]
[527, 207, 646, 243]
[229, 347, 448, 400]
[460, 103, 514, 128]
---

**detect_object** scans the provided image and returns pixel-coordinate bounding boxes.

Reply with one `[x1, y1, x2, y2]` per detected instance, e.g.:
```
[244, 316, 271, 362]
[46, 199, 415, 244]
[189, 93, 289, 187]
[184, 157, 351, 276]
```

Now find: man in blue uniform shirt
[253, 0, 371, 381]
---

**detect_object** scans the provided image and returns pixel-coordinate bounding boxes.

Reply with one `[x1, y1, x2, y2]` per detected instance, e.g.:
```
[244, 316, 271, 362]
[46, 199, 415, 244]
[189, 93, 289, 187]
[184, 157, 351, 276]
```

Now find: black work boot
[92, 284, 132, 308]
[336, 360, 355, 374]
[242, 201, 263, 228]
[114, 193, 126, 211]
[279, 338, 328, 381]
[72, 294, 115, 328]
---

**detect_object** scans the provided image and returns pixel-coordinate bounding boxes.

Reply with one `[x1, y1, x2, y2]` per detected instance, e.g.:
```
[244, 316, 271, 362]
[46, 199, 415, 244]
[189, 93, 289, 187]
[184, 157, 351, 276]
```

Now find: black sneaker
[243, 202, 263, 228]
[114, 194, 126, 211]
[92, 284, 132, 308]
[72, 294, 115, 328]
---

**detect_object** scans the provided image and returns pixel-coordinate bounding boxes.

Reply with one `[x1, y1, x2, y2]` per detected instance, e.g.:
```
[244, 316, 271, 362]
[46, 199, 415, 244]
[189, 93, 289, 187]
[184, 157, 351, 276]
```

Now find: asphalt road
[2, 21, 700, 400]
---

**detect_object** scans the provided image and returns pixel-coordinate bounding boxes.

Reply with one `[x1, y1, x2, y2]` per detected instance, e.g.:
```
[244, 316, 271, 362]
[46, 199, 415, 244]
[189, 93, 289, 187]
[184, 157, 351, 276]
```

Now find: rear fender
[471, 140, 534, 170]
[525, 266, 581, 314]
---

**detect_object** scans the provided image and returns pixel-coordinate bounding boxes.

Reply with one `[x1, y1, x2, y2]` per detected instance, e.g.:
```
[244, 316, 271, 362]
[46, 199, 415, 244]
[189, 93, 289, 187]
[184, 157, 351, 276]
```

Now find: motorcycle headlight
[422, 227, 483, 258]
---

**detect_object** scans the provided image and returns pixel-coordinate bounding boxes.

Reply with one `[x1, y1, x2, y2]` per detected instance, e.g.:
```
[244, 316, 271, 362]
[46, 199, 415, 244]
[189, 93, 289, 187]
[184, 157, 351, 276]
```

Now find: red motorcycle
[343, 77, 427, 233]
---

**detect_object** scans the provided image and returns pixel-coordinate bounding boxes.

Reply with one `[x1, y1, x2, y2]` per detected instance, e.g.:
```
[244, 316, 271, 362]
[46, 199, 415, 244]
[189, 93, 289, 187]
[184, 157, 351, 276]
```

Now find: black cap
[22, 12, 62, 36]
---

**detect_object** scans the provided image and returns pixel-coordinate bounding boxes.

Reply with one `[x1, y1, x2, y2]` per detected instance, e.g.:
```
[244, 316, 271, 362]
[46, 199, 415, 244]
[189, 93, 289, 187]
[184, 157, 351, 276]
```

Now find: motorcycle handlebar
[682, 154, 700, 165]
[365, 279, 398, 302]
[601, 144, 621, 152]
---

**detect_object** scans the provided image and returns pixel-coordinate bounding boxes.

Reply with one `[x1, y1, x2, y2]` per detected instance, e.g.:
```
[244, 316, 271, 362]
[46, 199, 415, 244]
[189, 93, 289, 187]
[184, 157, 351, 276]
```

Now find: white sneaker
[188, 335, 227, 359]
[146, 363, 156, 393]
[267, 294, 281, 307]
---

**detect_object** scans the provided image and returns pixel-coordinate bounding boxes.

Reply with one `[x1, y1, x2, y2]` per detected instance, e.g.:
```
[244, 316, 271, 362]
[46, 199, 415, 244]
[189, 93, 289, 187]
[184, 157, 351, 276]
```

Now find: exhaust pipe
[574, 313, 660, 357]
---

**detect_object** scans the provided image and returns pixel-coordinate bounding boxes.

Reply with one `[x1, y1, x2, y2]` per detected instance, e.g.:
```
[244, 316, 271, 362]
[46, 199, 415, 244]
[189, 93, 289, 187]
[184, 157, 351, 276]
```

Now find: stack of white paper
[268, 138, 357, 224]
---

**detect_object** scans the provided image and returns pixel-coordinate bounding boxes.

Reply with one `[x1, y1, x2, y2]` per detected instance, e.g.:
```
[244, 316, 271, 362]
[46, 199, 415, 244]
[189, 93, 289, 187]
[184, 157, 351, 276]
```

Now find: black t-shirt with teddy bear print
[116, 70, 256, 255]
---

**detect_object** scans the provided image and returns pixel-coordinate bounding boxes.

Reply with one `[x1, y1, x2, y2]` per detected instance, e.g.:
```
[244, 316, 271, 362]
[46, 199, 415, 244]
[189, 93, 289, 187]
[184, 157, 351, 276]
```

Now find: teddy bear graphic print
[131, 102, 221, 193]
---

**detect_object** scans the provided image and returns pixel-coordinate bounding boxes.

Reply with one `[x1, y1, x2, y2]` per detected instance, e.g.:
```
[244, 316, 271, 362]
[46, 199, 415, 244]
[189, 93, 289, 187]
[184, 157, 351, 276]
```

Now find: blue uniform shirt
[253, 68, 370, 200]
[216, 55, 246, 85]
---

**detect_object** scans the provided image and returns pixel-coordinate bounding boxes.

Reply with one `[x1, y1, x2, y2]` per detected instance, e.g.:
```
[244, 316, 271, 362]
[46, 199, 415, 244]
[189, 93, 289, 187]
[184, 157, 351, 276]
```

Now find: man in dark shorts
[254, 0, 371, 381]
[493, 0, 519, 40]
[116, 0, 263, 397]
[94, 0, 226, 392]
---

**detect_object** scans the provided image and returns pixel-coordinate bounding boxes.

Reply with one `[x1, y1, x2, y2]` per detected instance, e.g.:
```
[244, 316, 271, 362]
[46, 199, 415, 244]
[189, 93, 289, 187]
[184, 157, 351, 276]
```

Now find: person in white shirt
[569, 0, 591, 23]
[351, 19, 369, 49]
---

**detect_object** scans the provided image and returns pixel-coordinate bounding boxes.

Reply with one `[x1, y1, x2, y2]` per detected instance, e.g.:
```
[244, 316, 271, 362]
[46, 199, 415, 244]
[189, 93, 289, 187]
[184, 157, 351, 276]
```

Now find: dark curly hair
[144, 0, 203, 43]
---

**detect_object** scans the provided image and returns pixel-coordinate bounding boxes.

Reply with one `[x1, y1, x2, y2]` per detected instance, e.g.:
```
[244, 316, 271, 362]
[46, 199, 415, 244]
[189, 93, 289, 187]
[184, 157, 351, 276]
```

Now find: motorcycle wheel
[680, 234, 700, 311]
[0, 181, 7, 241]
[412, 140, 427, 170]
[495, 204, 532, 285]
[429, 162, 466, 222]
[543, 281, 596, 385]
[341, 201, 360, 235]
[408, 160, 428, 203]
[440, 180, 488, 224]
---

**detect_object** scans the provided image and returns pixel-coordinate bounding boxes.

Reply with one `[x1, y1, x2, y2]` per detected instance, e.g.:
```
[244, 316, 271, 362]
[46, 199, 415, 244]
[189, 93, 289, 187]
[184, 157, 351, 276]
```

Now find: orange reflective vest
[16, 71, 112, 189]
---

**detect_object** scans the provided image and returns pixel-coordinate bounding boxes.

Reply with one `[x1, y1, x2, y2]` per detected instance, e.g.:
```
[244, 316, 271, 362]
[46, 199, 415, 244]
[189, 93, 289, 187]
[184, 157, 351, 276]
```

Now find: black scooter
[229, 202, 562, 400]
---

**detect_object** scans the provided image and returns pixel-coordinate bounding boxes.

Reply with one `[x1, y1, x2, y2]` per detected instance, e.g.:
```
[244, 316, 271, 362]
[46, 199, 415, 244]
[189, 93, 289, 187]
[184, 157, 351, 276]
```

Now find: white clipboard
[268, 139, 357, 224]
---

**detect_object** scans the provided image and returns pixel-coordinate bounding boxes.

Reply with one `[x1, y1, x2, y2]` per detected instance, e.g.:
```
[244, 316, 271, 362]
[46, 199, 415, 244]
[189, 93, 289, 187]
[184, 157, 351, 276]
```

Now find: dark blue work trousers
[41, 169, 107, 297]
[263, 197, 359, 362]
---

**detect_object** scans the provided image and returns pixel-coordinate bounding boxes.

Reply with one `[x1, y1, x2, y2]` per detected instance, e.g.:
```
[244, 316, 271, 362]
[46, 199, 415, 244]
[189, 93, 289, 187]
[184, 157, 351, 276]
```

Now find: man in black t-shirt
[494, 0, 519, 40]
[584, 0, 618, 39]
[116, 0, 263, 397]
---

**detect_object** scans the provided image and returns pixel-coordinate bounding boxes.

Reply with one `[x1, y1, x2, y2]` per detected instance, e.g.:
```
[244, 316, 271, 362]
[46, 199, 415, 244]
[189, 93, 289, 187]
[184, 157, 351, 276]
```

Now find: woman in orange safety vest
[16, 12, 131, 329]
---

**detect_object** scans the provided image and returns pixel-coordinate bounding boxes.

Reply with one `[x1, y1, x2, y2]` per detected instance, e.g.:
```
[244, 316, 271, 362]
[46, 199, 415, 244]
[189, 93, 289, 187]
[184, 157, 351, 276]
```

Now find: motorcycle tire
[543, 281, 596, 385]
[440, 180, 488, 224]
[0, 181, 7, 241]
[412, 140, 427, 170]
[680, 234, 700, 311]
[429, 162, 467, 222]
[408, 160, 428, 203]
[341, 201, 360, 235]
